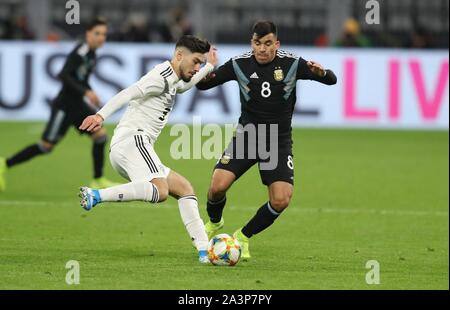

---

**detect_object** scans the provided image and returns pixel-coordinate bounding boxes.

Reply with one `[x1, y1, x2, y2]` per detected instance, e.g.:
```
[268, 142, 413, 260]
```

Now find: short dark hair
[252, 20, 277, 39]
[176, 35, 210, 54]
[86, 17, 107, 31]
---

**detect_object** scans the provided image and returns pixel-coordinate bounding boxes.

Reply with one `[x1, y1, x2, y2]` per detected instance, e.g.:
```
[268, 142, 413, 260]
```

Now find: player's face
[86, 25, 108, 50]
[251, 33, 280, 64]
[179, 52, 205, 82]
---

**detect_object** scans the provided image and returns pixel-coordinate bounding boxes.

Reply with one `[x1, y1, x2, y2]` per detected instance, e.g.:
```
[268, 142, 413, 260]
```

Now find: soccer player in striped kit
[78, 35, 218, 264]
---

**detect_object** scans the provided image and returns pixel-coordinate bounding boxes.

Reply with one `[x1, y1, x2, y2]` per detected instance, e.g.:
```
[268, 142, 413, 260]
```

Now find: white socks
[178, 195, 208, 252]
[98, 180, 159, 203]
[98, 184, 208, 251]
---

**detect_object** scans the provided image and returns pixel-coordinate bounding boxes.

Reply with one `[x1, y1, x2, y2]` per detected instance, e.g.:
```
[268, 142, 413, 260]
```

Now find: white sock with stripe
[178, 195, 208, 251]
[98, 181, 159, 203]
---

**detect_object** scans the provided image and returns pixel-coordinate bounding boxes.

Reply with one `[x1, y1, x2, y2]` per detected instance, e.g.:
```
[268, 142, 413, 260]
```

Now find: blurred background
[0, 0, 448, 290]
[0, 0, 448, 129]
[0, 0, 448, 48]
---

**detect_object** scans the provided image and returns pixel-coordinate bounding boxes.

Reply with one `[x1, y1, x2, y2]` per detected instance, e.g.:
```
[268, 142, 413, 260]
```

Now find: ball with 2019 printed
[208, 233, 242, 266]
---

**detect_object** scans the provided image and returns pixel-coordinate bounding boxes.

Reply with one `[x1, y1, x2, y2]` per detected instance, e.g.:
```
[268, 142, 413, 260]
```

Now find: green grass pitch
[0, 121, 448, 289]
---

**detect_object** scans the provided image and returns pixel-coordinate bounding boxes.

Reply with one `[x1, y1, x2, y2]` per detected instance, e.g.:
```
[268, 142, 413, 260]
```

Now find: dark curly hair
[176, 35, 210, 53]
[252, 20, 277, 39]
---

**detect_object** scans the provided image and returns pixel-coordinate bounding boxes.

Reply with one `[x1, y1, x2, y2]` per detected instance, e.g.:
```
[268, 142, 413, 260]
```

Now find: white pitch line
[0, 200, 447, 217]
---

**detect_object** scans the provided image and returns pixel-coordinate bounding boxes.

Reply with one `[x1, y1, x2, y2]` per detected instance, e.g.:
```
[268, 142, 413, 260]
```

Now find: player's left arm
[297, 57, 337, 85]
[177, 47, 218, 93]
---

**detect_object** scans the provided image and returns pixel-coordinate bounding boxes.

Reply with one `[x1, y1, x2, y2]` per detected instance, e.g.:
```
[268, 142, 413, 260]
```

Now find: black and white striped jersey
[103, 61, 214, 146]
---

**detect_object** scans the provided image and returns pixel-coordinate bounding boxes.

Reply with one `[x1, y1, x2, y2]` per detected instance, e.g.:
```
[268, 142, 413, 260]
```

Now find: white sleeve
[135, 71, 166, 96]
[176, 63, 215, 94]
[97, 84, 142, 120]
[97, 72, 165, 120]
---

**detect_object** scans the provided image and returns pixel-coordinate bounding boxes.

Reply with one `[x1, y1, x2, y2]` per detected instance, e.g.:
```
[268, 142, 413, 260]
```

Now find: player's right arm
[196, 59, 236, 90]
[79, 72, 165, 132]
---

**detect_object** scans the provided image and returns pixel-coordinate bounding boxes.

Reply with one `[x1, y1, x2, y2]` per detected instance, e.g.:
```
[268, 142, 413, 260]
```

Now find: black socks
[6, 144, 48, 168]
[207, 196, 227, 223]
[241, 202, 281, 238]
[92, 136, 107, 179]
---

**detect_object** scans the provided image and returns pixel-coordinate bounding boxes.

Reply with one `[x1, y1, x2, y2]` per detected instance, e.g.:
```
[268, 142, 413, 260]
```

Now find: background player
[78, 36, 218, 264]
[196, 21, 337, 259]
[0, 17, 116, 192]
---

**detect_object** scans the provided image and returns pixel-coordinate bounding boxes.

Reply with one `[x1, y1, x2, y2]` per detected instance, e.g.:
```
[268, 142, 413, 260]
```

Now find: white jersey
[98, 61, 214, 146]
[114, 61, 178, 145]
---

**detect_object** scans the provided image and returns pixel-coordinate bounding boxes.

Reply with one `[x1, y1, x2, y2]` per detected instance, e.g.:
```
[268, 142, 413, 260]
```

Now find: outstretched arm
[79, 70, 165, 132]
[79, 84, 143, 132]
[297, 58, 337, 85]
[196, 58, 236, 90]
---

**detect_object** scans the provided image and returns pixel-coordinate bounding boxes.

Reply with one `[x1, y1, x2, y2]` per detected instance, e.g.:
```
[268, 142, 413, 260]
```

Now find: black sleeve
[196, 59, 236, 90]
[57, 52, 90, 95]
[296, 57, 337, 85]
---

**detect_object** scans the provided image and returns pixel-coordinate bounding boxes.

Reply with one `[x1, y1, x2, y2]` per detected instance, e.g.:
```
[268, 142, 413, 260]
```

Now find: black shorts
[215, 134, 294, 186]
[42, 102, 97, 144]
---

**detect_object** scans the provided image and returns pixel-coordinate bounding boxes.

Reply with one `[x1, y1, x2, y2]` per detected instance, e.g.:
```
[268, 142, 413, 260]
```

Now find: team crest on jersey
[220, 155, 231, 165]
[274, 67, 284, 81]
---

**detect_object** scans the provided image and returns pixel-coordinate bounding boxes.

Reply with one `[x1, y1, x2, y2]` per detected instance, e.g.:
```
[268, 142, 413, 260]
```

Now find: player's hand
[85, 90, 101, 107]
[79, 114, 104, 132]
[307, 61, 326, 77]
[206, 46, 218, 67]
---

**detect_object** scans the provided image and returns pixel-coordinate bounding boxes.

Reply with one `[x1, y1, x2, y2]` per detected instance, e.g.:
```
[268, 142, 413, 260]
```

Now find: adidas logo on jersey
[250, 72, 259, 79]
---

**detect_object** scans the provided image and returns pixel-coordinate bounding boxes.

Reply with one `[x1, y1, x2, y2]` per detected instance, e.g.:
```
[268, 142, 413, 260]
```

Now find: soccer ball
[208, 233, 242, 266]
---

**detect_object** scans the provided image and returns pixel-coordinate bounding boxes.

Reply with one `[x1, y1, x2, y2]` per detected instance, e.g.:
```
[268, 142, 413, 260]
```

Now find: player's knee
[270, 197, 291, 211]
[150, 179, 169, 202]
[209, 179, 230, 200]
[156, 185, 169, 202]
[158, 188, 169, 202]
[271, 197, 290, 209]
[92, 131, 107, 144]
[39, 141, 54, 153]
[270, 184, 293, 212]
[179, 180, 195, 198]
[93, 134, 107, 144]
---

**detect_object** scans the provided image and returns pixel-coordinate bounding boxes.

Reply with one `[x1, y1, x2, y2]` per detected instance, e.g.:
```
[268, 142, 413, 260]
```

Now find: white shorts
[110, 133, 170, 182]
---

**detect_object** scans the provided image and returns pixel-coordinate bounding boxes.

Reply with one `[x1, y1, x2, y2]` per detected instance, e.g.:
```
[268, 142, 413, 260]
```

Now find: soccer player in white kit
[78, 35, 218, 263]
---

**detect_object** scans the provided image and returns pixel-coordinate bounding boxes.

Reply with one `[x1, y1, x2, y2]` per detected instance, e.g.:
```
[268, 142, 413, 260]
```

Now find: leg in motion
[205, 169, 236, 239]
[168, 170, 210, 264]
[0, 141, 54, 192]
[235, 181, 293, 259]
[79, 178, 168, 211]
